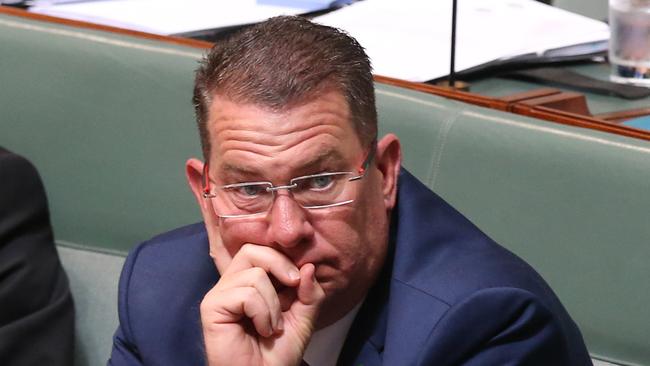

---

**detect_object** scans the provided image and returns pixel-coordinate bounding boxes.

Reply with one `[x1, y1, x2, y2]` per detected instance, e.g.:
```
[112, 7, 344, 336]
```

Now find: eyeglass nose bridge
[265, 183, 298, 193]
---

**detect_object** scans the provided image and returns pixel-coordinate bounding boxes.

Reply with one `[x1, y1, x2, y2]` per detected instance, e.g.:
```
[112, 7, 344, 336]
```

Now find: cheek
[312, 200, 386, 271]
[345, 181, 391, 269]
[219, 220, 268, 257]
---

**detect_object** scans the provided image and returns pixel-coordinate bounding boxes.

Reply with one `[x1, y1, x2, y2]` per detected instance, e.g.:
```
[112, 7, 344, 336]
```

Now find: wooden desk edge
[375, 76, 650, 142]
[2, 6, 649, 142]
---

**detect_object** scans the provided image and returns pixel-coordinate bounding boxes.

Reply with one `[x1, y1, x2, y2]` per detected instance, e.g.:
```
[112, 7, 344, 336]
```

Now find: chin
[315, 274, 350, 303]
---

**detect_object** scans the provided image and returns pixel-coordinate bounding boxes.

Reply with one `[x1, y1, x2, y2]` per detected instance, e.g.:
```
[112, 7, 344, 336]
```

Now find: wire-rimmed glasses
[202, 146, 375, 219]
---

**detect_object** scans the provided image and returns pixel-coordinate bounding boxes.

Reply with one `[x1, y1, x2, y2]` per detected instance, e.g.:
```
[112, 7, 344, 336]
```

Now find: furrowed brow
[218, 163, 262, 181]
[299, 148, 346, 173]
[216, 148, 348, 182]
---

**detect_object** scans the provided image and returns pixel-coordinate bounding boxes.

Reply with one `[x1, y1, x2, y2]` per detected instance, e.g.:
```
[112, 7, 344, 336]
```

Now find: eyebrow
[299, 148, 347, 173]
[218, 148, 348, 181]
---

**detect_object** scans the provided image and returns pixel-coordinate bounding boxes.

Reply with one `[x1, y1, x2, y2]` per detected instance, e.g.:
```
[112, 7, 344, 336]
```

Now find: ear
[375, 134, 401, 210]
[186, 158, 224, 270]
[186, 158, 211, 212]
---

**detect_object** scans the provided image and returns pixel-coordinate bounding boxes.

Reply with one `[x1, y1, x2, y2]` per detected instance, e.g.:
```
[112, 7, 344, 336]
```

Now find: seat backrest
[57, 246, 124, 366]
[1, 11, 648, 366]
[376, 85, 650, 366]
[0, 12, 203, 254]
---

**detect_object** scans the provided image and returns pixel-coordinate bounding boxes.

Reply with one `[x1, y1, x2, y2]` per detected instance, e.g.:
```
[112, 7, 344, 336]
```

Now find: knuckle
[239, 243, 256, 255]
[242, 287, 258, 302]
[249, 267, 268, 282]
[199, 295, 214, 314]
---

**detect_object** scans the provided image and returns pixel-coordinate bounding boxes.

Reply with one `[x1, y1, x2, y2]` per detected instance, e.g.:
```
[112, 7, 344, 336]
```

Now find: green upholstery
[0, 14, 204, 254]
[57, 246, 124, 366]
[1, 12, 648, 366]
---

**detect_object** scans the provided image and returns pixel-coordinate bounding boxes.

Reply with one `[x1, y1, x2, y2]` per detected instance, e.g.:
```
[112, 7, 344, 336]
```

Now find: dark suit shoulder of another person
[0, 148, 75, 366]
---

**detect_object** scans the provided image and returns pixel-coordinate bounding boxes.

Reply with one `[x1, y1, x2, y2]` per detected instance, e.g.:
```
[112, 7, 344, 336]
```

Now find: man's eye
[238, 185, 265, 196]
[309, 175, 334, 190]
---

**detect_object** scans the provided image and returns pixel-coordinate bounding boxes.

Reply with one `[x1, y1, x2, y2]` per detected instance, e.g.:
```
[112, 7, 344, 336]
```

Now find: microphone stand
[438, 0, 469, 91]
[449, 0, 458, 88]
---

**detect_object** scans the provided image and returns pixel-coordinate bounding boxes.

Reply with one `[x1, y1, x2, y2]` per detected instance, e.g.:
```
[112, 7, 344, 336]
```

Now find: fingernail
[288, 269, 300, 281]
[272, 316, 278, 331]
[277, 317, 284, 332]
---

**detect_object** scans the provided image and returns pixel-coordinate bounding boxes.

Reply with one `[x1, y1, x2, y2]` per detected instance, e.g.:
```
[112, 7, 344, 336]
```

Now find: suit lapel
[337, 170, 452, 366]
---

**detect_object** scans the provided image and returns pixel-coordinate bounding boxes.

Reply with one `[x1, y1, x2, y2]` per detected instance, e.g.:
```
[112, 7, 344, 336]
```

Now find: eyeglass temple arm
[202, 162, 213, 198]
[351, 140, 377, 180]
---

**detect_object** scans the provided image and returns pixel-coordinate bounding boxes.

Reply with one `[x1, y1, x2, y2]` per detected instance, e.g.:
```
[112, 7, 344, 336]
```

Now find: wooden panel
[373, 75, 510, 111]
[519, 92, 591, 117]
[595, 108, 650, 123]
[510, 104, 650, 141]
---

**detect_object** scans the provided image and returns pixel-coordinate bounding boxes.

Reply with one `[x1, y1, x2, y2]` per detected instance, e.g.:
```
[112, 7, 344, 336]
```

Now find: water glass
[609, 0, 650, 86]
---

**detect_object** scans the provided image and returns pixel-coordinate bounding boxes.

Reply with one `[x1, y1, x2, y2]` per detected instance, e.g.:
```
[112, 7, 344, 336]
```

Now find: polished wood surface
[375, 75, 511, 111]
[376, 76, 650, 142]
[595, 108, 650, 123]
[2, 5, 649, 142]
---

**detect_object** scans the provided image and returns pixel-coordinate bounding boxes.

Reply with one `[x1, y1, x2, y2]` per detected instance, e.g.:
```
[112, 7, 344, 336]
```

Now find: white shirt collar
[303, 300, 364, 366]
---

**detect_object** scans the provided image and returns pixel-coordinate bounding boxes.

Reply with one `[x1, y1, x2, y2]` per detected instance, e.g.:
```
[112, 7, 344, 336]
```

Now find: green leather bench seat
[57, 246, 124, 365]
[1, 11, 648, 366]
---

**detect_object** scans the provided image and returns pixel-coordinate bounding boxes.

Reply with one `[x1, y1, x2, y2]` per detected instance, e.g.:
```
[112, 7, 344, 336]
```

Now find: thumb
[297, 263, 325, 306]
[288, 263, 325, 327]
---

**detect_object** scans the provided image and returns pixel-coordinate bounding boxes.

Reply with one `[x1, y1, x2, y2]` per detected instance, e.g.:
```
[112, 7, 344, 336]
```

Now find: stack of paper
[29, 0, 315, 35]
[29, 0, 610, 82]
[313, 0, 610, 81]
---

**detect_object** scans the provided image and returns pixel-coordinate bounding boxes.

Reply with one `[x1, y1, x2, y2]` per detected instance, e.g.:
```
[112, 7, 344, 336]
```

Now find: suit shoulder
[417, 286, 590, 366]
[119, 222, 215, 306]
[118, 223, 215, 322]
[0, 148, 45, 204]
[116, 223, 215, 360]
[123, 223, 212, 278]
[394, 170, 559, 306]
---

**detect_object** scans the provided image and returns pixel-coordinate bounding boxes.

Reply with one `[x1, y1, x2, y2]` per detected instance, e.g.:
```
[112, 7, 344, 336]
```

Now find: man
[109, 16, 591, 365]
[0, 147, 75, 365]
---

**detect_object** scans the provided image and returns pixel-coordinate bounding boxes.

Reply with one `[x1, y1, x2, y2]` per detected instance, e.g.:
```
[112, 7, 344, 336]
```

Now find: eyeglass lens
[211, 172, 359, 217]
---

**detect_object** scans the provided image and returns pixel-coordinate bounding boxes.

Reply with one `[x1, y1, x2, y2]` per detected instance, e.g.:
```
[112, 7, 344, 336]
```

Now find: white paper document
[29, 0, 309, 35]
[314, 0, 610, 81]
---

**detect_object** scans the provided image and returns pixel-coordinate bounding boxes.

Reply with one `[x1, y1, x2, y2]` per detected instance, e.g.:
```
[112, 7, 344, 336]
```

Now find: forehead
[206, 90, 363, 176]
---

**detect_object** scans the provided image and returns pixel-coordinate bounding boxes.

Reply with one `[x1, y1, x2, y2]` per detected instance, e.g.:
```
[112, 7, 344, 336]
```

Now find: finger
[225, 244, 301, 287]
[202, 287, 275, 338]
[216, 267, 283, 333]
[296, 263, 325, 306]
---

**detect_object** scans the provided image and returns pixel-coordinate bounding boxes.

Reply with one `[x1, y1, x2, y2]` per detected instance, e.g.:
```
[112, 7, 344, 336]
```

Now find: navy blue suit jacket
[109, 170, 591, 365]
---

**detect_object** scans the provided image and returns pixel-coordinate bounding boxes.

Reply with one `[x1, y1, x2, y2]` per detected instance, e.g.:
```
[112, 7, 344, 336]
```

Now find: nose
[267, 192, 314, 249]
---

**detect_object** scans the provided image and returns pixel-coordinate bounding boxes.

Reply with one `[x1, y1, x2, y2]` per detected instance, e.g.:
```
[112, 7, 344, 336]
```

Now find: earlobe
[375, 134, 402, 210]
